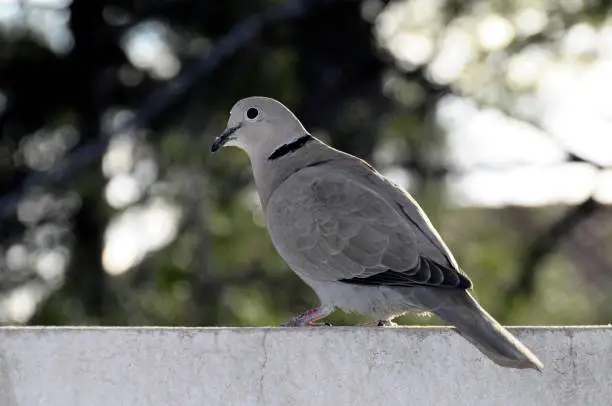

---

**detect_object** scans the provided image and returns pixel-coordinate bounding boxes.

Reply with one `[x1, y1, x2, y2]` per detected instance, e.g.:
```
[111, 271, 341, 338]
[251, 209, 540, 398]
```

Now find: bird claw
[359, 320, 397, 327]
[280, 306, 333, 327]
[280, 320, 332, 327]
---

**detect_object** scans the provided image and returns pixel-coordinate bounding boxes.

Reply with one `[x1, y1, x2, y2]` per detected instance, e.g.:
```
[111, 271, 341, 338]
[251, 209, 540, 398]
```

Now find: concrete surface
[0, 326, 609, 406]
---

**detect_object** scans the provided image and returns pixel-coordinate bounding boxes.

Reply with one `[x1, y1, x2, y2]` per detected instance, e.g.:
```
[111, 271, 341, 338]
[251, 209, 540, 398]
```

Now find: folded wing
[266, 162, 471, 289]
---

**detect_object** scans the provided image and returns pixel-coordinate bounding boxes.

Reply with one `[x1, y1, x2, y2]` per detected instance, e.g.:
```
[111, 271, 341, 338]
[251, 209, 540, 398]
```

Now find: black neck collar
[267, 135, 314, 160]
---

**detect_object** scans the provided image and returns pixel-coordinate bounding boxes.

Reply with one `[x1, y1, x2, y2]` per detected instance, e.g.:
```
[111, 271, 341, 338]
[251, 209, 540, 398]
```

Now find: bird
[211, 96, 543, 371]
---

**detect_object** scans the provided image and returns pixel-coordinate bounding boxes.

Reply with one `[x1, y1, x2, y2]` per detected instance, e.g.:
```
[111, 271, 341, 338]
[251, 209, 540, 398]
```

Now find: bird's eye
[246, 107, 259, 121]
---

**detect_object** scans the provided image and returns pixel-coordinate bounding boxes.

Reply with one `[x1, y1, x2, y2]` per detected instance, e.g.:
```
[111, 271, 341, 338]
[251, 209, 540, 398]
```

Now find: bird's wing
[266, 160, 471, 289]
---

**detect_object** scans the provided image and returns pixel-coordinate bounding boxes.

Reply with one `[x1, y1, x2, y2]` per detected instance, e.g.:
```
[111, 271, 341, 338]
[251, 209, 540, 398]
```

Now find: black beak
[211, 124, 241, 153]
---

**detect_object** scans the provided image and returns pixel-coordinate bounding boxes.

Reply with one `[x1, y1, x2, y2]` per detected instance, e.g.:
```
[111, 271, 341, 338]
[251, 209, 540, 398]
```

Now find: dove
[211, 96, 543, 371]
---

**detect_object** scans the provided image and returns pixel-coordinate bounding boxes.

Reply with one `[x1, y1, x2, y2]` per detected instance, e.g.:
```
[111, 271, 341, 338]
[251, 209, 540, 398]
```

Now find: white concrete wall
[0, 326, 609, 406]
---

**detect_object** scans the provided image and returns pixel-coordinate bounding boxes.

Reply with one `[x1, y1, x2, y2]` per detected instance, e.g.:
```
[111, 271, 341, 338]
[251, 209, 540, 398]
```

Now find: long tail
[413, 288, 543, 371]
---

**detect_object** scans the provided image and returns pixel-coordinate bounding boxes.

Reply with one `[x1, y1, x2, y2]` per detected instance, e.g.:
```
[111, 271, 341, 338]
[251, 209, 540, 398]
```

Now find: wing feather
[266, 163, 472, 289]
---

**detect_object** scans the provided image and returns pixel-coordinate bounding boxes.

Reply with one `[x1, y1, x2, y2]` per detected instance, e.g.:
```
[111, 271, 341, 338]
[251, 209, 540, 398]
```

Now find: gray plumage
[211, 96, 543, 371]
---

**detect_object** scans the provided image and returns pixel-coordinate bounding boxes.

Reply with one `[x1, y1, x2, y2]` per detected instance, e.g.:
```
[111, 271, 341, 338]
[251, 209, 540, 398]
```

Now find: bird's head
[211, 96, 308, 159]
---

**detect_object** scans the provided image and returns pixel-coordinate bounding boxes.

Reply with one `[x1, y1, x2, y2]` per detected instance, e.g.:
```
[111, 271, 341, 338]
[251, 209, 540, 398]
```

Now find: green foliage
[0, 0, 610, 329]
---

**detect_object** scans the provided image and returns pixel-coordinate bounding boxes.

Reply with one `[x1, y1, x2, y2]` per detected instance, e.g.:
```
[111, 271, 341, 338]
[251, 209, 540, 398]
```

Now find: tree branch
[502, 196, 604, 316]
[0, 0, 334, 220]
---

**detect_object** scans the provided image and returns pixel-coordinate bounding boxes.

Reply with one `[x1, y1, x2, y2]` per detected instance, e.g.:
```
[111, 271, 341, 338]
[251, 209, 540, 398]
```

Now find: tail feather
[413, 288, 543, 371]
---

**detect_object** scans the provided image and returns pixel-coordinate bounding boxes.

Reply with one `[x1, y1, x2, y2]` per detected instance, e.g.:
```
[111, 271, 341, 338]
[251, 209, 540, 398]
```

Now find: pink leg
[281, 305, 334, 327]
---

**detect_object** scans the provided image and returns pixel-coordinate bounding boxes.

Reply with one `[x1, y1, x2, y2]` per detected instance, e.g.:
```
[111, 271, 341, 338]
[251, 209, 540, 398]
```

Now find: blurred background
[0, 0, 610, 328]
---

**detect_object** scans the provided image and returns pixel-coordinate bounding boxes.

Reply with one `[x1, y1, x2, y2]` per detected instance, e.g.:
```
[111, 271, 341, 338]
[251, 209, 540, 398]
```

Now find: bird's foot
[359, 320, 398, 327]
[280, 306, 334, 327]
